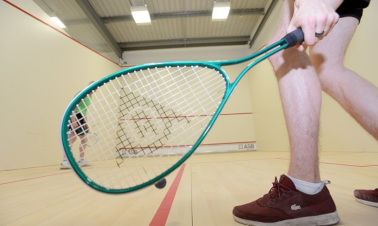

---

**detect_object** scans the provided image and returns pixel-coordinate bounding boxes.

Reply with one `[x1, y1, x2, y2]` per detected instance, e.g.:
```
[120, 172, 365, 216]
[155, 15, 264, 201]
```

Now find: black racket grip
[283, 28, 304, 48]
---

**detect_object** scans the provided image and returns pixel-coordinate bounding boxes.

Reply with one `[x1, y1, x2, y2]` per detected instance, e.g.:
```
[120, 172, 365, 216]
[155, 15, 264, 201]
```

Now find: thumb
[287, 22, 298, 34]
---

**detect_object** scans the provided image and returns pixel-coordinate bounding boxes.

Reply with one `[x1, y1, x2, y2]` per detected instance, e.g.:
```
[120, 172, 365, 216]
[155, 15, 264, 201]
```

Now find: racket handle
[283, 28, 304, 48]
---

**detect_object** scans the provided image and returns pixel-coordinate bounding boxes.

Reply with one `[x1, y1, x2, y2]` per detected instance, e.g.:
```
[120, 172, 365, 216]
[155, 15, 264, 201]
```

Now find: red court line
[149, 164, 186, 226]
[119, 112, 253, 121]
[1, 155, 375, 187]
[0, 171, 72, 186]
[119, 140, 256, 150]
[3, 0, 118, 66]
[277, 158, 378, 168]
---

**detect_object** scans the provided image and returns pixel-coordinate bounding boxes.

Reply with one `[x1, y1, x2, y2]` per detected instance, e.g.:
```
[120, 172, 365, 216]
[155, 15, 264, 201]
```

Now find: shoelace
[263, 177, 292, 202]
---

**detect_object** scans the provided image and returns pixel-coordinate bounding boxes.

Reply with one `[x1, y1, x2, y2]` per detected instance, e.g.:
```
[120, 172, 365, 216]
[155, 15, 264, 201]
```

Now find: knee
[314, 62, 346, 94]
[268, 48, 312, 79]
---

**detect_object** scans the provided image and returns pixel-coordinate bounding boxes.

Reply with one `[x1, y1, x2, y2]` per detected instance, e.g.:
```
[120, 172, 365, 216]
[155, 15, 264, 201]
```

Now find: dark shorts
[336, 0, 370, 22]
[68, 112, 88, 136]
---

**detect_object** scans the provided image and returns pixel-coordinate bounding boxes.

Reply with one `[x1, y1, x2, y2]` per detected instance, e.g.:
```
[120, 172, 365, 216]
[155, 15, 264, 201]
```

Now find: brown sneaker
[233, 175, 340, 225]
[354, 188, 378, 208]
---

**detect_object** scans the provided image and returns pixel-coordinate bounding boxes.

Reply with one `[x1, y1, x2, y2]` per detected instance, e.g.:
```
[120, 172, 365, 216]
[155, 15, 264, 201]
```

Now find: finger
[315, 31, 325, 38]
[301, 23, 316, 46]
[314, 13, 327, 37]
[323, 13, 339, 37]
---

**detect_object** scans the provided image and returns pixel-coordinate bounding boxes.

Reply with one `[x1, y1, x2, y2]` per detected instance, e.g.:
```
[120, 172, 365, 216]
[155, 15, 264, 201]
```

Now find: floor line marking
[1, 153, 376, 186]
[0, 171, 72, 186]
[149, 164, 186, 226]
[276, 158, 378, 167]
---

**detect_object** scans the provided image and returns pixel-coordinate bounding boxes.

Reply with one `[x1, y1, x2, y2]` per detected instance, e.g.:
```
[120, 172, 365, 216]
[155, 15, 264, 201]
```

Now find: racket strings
[66, 65, 226, 189]
[119, 65, 223, 185]
[116, 67, 224, 153]
[116, 92, 183, 155]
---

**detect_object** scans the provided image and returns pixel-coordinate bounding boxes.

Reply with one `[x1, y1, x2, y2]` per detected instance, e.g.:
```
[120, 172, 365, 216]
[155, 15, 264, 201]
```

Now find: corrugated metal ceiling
[33, 0, 278, 63]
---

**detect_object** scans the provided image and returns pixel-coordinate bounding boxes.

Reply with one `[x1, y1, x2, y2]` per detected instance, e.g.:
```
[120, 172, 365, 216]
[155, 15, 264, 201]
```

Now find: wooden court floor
[1, 151, 377, 226]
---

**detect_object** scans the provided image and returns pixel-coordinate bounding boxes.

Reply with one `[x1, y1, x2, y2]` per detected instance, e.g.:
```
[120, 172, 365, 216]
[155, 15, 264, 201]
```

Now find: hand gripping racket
[61, 29, 304, 194]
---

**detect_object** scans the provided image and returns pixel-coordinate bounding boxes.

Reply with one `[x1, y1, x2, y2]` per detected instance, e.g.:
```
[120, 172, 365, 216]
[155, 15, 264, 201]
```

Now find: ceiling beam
[102, 8, 265, 23]
[75, 0, 122, 58]
[119, 36, 250, 51]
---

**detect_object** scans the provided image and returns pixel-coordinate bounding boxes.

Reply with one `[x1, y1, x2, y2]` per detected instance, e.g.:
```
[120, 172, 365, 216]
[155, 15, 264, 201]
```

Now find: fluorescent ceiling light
[212, 1, 231, 20]
[131, 6, 151, 24]
[51, 17, 66, 28]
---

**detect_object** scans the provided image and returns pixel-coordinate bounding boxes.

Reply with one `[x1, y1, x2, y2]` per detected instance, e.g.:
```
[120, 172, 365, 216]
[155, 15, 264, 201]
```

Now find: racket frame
[60, 38, 288, 193]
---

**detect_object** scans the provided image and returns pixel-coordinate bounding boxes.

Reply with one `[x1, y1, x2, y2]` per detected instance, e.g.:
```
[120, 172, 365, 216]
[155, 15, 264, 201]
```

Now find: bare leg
[232, 1, 342, 224]
[68, 130, 77, 148]
[310, 17, 378, 140]
[65, 113, 79, 159]
[63, 130, 77, 160]
[268, 0, 322, 182]
[61, 131, 76, 168]
[79, 135, 88, 159]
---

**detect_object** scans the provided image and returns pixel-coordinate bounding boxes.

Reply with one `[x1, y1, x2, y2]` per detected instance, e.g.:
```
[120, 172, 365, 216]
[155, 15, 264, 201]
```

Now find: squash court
[1, 0, 377, 225]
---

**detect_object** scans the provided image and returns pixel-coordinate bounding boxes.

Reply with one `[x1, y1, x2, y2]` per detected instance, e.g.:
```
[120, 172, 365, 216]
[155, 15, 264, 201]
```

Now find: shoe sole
[233, 211, 340, 226]
[60, 166, 71, 170]
[79, 163, 92, 167]
[356, 198, 378, 208]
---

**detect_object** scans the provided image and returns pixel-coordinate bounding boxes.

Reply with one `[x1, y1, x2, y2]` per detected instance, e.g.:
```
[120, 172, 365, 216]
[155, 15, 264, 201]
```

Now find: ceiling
[33, 0, 278, 64]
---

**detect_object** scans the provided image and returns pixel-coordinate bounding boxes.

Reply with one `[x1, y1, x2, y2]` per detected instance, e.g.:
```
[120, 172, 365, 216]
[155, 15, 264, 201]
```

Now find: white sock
[287, 175, 324, 195]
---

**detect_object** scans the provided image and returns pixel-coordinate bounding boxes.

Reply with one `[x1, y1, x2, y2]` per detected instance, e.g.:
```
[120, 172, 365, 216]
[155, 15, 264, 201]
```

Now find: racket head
[60, 62, 229, 193]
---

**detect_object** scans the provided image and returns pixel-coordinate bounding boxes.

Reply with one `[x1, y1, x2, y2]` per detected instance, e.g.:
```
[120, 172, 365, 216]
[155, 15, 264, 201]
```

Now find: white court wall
[2, 1, 376, 172]
[123, 46, 258, 149]
[1, 1, 257, 170]
[0, 1, 121, 170]
[248, 1, 378, 152]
